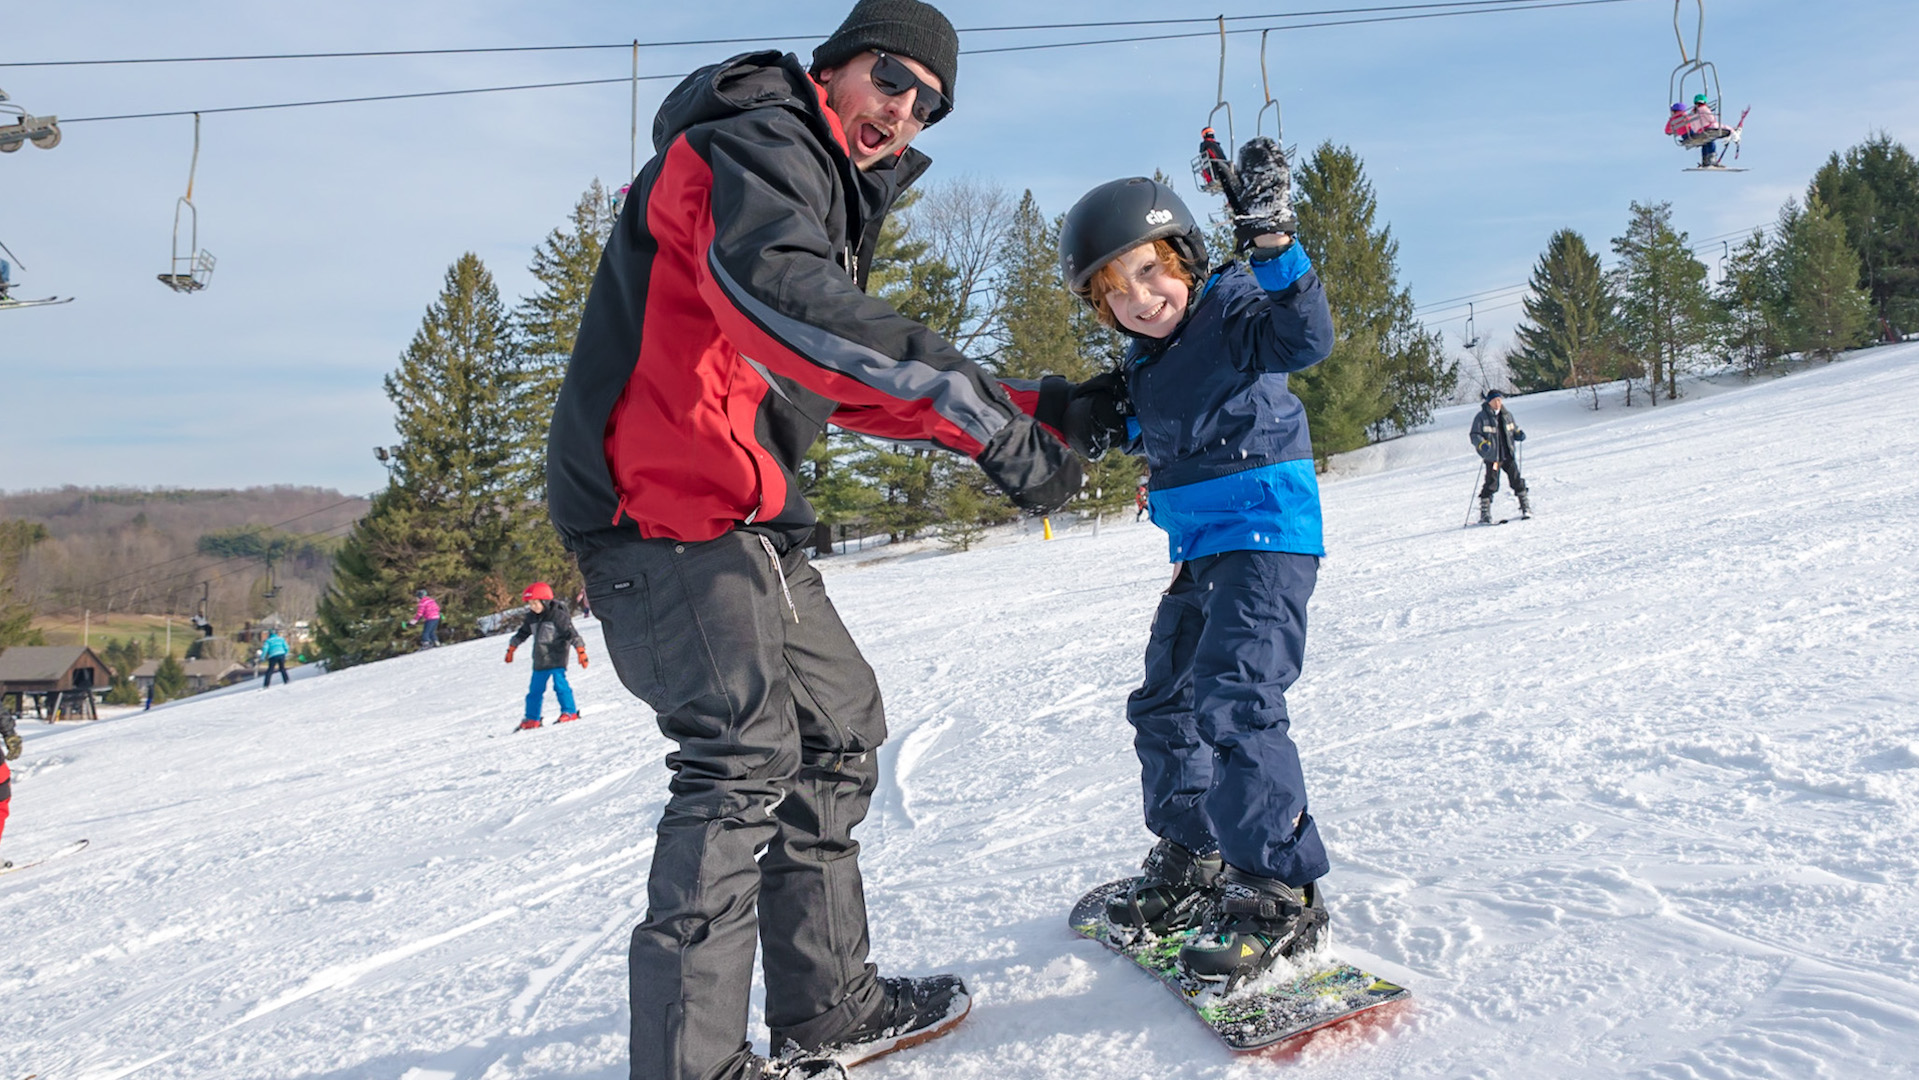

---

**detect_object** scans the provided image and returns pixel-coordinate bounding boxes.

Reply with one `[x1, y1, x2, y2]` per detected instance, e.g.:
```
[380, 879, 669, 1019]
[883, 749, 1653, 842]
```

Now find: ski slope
[8, 344, 1919, 1080]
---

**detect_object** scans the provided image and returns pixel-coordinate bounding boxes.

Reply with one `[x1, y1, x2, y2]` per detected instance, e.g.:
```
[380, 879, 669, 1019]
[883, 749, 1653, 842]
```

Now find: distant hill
[0, 486, 368, 639]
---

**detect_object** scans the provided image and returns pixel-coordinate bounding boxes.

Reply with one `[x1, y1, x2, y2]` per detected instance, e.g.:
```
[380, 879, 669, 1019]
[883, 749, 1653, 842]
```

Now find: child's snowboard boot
[516, 718, 542, 731]
[1178, 867, 1328, 989]
[556, 712, 580, 723]
[1105, 837, 1224, 934]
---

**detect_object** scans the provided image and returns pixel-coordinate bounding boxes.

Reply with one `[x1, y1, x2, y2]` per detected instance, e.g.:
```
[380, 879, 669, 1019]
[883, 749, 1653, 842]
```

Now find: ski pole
[1462, 464, 1484, 528]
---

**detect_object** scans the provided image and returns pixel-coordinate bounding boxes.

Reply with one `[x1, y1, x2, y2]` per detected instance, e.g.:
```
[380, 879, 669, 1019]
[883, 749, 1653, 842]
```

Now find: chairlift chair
[1667, 0, 1747, 170]
[159, 113, 216, 292]
[1462, 303, 1481, 351]
[0, 236, 74, 310]
[0, 87, 61, 153]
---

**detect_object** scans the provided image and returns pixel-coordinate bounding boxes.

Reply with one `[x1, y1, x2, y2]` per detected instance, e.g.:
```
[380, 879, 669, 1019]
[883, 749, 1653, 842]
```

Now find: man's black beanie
[810, 0, 959, 104]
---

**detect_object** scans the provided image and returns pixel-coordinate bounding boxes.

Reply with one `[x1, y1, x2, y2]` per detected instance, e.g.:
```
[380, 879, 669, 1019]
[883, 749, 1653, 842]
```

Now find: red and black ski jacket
[546, 51, 1072, 551]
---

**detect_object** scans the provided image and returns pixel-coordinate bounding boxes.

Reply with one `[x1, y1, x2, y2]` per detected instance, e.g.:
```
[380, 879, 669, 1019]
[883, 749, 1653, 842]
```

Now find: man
[544, 4, 1081, 1079]
[1471, 389, 1530, 522]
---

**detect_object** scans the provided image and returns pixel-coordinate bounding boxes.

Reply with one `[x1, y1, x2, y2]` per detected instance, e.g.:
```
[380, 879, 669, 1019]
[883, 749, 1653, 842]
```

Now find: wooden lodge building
[0, 645, 112, 721]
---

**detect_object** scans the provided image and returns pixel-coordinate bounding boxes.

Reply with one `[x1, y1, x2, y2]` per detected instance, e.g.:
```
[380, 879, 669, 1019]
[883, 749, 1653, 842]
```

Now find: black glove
[1515, 430, 1527, 442]
[1232, 137, 1297, 251]
[1062, 370, 1132, 460]
[974, 414, 1084, 516]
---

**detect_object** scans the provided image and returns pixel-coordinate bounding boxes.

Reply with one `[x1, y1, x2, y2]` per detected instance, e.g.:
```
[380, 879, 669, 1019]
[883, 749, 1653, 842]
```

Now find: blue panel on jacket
[1148, 459, 1324, 560]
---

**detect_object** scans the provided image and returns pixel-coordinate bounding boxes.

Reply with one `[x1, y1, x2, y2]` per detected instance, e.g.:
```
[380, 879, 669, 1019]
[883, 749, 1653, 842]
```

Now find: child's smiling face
[1101, 243, 1191, 339]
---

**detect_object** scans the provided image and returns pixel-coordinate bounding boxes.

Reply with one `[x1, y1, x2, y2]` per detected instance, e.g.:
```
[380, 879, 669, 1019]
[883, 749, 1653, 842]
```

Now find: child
[408, 589, 441, 648]
[1041, 155, 1336, 986]
[258, 629, 292, 688]
[505, 582, 587, 731]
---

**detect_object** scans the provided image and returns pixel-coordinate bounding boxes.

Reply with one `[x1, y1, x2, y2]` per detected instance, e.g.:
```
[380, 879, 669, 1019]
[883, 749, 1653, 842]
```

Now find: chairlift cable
[0, 2, 1638, 69]
[54, 0, 1652, 125]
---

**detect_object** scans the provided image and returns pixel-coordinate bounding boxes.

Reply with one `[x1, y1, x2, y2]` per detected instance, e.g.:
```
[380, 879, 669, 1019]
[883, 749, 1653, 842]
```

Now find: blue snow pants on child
[1125, 549, 1329, 886]
[525, 667, 577, 720]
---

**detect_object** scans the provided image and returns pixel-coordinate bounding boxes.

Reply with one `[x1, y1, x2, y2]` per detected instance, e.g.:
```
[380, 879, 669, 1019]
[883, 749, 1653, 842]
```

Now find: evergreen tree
[1809, 134, 1919, 338]
[0, 521, 48, 647]
[997, 193, 1088, 380]
[152, 654, 188, 703]
[1610, 202, 1720, 403]
[1293, 142, 1452, 454]
[1508, 229, 1617, 393]
[317, 254, 526, 668]
[1775, 195, 1875, 362]
[1715, 229, 1786, 375]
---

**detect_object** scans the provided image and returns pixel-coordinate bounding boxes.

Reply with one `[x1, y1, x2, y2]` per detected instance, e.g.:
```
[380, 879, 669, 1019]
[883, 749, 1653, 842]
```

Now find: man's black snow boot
[1477, 496, 1494, 525]
[1518, 490, 1533, 519]
[1178, 867, 1327, 989]
[817, 974, 971, 1067]
[757, 1048, 848, 1079]
[1106, 837, 1224, 934]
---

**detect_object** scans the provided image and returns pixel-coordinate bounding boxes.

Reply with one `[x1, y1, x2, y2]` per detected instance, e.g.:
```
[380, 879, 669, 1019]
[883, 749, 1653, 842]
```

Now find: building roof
[0, 645, 101, 683]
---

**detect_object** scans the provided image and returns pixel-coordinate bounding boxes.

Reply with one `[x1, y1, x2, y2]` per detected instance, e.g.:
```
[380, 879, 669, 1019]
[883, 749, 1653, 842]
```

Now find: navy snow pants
[1125, 549, 1329, 886]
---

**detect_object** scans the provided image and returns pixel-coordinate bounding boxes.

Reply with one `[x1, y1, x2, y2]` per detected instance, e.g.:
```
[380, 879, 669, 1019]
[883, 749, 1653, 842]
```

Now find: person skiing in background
[1472, 389, 1531, 522]
[407, 589, 441, 648]
[504, 582, 586, 731]
[0, 755, 11, 860]
[543, 2, 1078, 1076]
[1031, 159, 1337, 988]
[258, 629, 291, 689]
[1135, 480, 1149, 522]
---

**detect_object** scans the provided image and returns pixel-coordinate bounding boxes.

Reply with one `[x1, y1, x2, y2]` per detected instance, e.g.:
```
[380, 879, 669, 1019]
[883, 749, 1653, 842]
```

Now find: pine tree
[1292, 142, 1452, 454]
[1508, 229, 1617, 393]
[0, 520, 48, 647]
[318, 254, 527, 668]
[152, 654, 188, 703]
[1775, 195, 1875, 362]
[997, 193, 1089, 380]
[1715, 229, 1786, 375]
[513, 182, 615, 588]
[1809, 134, 1919, 338]
[1610, 202, 1720, 403]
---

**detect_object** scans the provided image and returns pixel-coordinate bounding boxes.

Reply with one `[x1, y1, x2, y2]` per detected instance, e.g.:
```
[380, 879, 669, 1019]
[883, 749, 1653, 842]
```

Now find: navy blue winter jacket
[1126, 245, 1336, 561]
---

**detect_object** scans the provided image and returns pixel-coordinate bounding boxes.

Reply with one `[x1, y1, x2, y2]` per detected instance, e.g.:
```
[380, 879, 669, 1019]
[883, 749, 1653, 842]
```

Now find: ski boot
[1477, 496, 1494, 525]
[1517, 490, 1533, 520]
[556, 712, 580, 723]
[1178, 867, 1328, 990]
[516, 718, 542, 732]
[1105, 837, 1223, 934]
[807, 974, 971, 1067]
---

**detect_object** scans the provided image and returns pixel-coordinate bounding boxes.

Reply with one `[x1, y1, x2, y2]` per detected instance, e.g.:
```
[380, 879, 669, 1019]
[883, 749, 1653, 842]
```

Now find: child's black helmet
[1058, 177, 1208, 297]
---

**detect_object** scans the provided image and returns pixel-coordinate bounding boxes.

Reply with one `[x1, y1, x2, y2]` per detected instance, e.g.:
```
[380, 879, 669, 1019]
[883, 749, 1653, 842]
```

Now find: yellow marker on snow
[1042, 517, 1054, 540]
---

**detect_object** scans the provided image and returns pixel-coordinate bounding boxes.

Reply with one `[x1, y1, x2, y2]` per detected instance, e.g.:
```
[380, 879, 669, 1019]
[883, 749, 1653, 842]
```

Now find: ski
[0, 296, 73, 310]
[0, 839, 89, 875]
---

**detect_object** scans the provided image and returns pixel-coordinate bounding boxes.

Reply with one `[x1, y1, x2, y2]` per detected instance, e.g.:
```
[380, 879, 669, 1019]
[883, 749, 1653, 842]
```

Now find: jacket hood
[651, 50, 930, 184]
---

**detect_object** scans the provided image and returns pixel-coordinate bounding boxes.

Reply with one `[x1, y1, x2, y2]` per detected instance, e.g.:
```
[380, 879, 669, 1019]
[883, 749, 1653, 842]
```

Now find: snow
[9, 343, 1919, 1079]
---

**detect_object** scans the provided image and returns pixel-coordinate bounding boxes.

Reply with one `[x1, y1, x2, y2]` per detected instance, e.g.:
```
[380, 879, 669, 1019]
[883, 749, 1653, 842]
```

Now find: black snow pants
[582, 530, 887, 1080]
[261, 657, 289, 687]
[1480, 457, 1527, 499]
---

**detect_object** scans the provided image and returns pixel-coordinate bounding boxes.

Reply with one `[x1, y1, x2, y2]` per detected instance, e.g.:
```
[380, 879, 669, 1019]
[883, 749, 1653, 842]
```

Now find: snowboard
[0, 838, 88, 875]
[1070, 877, 1409, 1052]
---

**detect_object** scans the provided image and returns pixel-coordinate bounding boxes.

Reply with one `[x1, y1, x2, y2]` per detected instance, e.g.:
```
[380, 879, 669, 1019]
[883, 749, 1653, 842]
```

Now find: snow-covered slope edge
[6, 343, 1918, 1080]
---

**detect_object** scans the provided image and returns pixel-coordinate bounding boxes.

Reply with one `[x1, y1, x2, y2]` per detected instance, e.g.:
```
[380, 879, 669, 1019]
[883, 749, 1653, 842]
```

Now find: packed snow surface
[9, 345, 1919, 1079]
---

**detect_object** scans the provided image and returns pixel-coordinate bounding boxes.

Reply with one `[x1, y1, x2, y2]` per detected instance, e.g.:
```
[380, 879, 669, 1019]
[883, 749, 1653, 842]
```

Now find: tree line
[316, 145, 1456, 668]
[1506, 134, 1918, 404]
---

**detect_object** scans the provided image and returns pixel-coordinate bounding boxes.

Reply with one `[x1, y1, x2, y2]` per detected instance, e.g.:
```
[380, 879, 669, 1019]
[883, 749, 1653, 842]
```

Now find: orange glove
[575, 646, 589, 668]
[504, 646, 516, 663]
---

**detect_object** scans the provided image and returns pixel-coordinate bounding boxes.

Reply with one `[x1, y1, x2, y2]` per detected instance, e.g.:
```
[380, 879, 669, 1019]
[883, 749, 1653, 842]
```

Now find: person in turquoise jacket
[1038, 160, 1336, 989]
[259, 629, 291, 688]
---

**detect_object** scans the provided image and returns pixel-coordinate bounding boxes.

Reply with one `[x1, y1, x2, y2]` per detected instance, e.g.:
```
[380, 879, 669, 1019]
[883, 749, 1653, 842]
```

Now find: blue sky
[2, 0, 1913, 494]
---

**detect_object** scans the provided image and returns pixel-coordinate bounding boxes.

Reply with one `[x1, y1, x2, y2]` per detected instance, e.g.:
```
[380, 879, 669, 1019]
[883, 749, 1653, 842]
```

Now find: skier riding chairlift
[1667, 94, 1733, 168]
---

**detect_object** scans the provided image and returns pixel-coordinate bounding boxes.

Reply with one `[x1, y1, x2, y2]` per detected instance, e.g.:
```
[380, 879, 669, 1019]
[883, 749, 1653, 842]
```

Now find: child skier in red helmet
[505, 581, 589, 731]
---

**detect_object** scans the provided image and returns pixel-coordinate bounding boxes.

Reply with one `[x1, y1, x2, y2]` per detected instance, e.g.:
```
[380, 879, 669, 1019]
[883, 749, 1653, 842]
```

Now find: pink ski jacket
[414, 595, 441, 621]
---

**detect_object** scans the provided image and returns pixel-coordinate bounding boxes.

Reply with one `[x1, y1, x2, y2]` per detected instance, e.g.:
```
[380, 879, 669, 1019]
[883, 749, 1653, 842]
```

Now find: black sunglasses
[869, 51, 951, 126]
